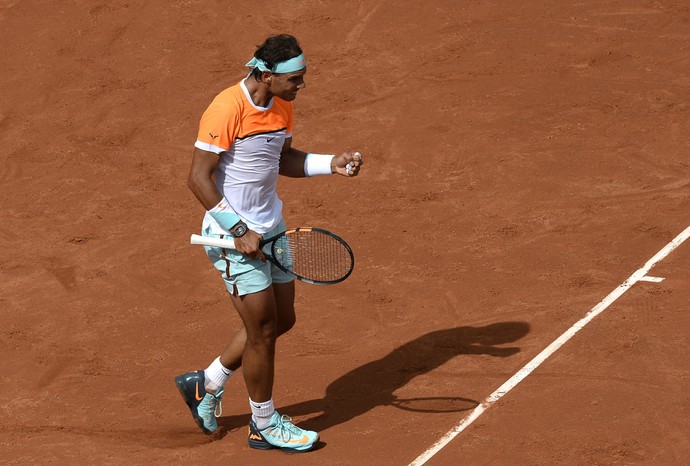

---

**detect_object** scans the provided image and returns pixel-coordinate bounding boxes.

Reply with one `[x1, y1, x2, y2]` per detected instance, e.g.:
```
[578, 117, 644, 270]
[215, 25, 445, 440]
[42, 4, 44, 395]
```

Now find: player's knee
[248, 320, 278, 348]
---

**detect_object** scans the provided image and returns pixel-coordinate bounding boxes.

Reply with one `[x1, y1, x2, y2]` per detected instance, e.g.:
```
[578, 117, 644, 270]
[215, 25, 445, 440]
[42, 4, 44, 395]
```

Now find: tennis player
[175, 34, 363, 452]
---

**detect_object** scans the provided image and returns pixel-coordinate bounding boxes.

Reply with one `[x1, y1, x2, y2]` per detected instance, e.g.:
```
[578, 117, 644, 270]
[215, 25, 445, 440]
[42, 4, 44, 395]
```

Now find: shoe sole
[249, 440, 317, 453]
[175, 374, 214, 435]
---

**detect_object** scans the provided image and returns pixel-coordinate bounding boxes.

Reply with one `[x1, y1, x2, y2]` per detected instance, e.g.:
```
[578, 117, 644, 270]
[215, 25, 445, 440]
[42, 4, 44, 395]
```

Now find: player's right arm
[188, 148, 223, 210]
[187, 148, 264, 259]
[187, 148, 223, 210]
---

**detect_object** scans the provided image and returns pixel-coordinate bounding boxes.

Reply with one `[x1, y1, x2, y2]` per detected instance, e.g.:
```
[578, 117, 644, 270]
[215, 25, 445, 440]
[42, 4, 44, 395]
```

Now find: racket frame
[189, 227, 354, 285]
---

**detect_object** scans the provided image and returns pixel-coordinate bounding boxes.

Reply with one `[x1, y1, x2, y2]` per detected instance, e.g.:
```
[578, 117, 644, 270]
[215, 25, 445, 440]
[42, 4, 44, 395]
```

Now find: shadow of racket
[389, 396, 479, 413]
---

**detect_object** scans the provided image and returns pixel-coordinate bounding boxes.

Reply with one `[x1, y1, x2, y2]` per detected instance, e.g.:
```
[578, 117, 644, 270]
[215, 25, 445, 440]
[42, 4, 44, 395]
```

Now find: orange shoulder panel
[196, 85, 244, 151]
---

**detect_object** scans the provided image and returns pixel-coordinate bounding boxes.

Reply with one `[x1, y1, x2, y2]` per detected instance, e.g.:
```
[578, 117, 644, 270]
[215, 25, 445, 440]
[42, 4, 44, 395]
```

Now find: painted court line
[639, 276, 664, 282]
[409, 225, 690, 466]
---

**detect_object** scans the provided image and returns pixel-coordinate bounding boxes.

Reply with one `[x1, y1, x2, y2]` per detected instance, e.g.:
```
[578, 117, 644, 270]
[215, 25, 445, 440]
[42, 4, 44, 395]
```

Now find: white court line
[409, 225, 690, 466]
[639, 276, 665, 282]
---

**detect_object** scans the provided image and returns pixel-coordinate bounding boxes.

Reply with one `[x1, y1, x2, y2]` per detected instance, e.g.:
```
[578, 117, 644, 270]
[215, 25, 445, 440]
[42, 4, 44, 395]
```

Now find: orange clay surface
[2, 1, 689, 464]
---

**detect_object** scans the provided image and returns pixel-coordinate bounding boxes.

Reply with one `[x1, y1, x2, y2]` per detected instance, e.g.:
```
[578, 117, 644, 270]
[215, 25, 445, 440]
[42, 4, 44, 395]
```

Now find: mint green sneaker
[248, 412, 319, 452]
[174, 371, 223, 434]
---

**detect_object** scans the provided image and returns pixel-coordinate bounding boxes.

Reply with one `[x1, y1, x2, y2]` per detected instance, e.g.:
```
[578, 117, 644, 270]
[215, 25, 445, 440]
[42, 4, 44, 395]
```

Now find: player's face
[271, 69, 306, 101]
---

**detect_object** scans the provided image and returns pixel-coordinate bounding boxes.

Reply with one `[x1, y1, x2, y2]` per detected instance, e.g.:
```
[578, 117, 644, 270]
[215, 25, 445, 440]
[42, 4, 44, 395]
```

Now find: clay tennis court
[2, 0, 689, 464]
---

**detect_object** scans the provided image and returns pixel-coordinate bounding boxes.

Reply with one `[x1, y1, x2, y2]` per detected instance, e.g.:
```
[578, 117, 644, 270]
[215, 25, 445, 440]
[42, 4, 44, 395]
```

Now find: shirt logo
[209, 132, 219, 139]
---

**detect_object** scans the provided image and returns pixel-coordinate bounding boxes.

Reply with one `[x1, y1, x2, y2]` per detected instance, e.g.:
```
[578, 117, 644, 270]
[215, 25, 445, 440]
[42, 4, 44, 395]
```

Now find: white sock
[204, 356, 234, 393]
[250, 397, 275, 430]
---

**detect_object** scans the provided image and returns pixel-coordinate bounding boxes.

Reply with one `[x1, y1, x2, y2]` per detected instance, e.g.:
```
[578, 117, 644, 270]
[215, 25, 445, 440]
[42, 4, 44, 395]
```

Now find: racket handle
[190, 234, 237, 249]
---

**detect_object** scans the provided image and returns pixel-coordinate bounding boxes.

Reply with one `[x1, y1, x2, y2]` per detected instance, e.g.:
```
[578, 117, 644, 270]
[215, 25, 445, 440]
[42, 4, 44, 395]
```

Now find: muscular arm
[188, 147, 264, 258]
[187, 147, 223, 209]
[279, 137, 364, 178]
[278, 137, 309, 178]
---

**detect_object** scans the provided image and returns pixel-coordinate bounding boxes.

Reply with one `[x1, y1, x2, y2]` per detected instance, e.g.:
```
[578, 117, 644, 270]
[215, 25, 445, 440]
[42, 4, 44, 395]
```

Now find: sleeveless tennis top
[195, 79, 294, 234]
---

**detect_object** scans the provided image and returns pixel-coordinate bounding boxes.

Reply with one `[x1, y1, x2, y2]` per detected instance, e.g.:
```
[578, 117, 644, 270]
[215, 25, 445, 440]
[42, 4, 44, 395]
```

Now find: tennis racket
[190, 227, 354, 285]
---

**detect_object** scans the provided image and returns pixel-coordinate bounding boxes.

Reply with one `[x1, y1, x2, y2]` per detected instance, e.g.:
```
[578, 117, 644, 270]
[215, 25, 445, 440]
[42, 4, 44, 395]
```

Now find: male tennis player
[175, 34, 363, 452]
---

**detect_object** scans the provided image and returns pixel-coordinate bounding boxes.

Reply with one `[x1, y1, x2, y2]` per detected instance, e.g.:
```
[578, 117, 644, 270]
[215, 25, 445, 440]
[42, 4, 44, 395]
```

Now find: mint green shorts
[203, 220, 294, 296]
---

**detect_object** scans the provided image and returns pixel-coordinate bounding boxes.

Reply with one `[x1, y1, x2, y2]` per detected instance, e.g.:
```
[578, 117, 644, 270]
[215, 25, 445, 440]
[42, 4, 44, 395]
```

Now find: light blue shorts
[203, 219, 294, 296]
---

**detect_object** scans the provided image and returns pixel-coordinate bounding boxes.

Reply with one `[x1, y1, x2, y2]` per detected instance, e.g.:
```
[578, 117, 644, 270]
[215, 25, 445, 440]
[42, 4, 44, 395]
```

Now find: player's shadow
[217, 321, 530, 433]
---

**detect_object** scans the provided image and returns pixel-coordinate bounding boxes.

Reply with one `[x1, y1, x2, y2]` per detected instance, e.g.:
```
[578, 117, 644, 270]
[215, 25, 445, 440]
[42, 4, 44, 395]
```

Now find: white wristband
[304, 153, 334, 177]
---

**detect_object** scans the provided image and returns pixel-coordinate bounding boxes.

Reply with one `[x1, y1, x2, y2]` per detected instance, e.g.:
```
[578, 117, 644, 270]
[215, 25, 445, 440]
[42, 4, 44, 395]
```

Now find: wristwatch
[229, 221, 248, 238]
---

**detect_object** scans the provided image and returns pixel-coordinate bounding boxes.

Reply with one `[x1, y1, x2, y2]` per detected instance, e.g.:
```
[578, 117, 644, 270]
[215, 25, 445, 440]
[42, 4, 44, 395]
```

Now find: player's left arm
[279, 137, 363, 178]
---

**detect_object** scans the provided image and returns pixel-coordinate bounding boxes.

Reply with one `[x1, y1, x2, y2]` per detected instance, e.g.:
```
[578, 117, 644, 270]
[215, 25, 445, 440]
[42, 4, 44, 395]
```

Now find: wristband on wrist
[208, 197, 242, 231]
[304, 153, 335, 177]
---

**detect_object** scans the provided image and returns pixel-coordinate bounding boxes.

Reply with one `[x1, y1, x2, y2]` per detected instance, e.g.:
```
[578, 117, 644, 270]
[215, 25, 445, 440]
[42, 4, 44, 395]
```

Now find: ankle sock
[204, 356, 233, 393]
[250, 397, 275, 430]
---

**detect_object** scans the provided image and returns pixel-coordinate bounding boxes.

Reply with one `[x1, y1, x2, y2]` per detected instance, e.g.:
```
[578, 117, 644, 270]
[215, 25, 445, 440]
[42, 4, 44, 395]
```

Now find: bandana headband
[245, 53, 307, 74]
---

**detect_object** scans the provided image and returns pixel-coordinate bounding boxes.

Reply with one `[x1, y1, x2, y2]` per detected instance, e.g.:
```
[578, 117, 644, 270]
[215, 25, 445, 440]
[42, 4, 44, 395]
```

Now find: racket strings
[275, 230, 353, 282]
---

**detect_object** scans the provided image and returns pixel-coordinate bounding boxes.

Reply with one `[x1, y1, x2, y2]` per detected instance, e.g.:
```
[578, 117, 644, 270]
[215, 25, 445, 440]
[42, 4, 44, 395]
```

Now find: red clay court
[2, 1, 689, 464]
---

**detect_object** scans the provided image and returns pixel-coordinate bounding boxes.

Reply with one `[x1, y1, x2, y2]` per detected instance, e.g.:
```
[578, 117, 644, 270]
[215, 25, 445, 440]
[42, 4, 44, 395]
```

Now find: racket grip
[190, 234, 237, 249]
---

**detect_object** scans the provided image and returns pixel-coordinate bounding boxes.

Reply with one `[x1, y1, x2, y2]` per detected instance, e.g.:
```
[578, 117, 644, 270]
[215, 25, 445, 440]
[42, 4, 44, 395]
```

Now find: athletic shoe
[248, 411, 319, 452]
[174, 371, 223, 434]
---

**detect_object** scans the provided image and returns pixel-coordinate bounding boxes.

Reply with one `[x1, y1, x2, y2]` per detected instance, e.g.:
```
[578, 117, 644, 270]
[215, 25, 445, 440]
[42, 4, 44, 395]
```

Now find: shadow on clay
[217, 321, 530, 433]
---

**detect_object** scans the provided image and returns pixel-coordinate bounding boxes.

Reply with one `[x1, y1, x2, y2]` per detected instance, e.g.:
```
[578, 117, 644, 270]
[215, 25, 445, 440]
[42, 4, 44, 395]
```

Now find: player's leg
[229, 285, 279, 402]
[241, 279, 317, 452]
[273, 280, 296, 336]
[175, 226, 270, 434]
[175, 277, 279, 436]
[195, 279, 295, 403]
[215, 280, 294, 372]
[218, 326, 246, 371]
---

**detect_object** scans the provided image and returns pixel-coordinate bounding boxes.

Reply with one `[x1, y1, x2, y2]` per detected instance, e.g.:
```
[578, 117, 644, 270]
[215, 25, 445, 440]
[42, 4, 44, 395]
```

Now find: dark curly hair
[249, 34, 303, 79]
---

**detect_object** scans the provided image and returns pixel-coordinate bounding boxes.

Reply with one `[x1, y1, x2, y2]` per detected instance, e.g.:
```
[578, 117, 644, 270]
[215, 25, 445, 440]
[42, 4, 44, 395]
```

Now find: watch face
[233, 224, 247, 237]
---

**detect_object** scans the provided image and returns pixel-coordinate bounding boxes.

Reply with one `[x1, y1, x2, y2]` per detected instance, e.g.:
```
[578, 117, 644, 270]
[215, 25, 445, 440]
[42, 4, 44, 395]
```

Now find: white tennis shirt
[194, 79, 294, 234]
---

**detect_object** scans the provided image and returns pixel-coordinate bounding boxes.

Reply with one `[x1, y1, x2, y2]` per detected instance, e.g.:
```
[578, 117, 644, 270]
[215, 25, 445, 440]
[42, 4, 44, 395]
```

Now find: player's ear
[261, 71, 273, 84]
